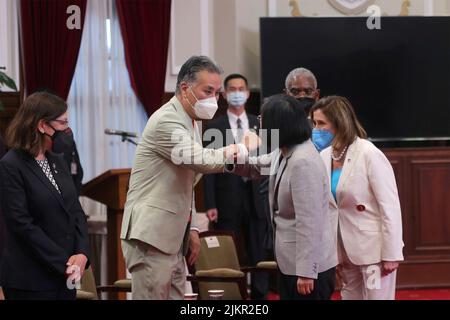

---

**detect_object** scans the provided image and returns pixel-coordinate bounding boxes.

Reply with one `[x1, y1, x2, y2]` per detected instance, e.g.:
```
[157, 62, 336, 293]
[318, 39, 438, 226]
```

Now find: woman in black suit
[0, 92, 89, 300]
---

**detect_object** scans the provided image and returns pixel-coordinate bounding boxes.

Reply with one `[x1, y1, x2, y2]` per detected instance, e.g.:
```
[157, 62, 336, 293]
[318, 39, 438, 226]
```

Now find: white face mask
[187, 87, 218, 120]
[227, 91, 248, 108]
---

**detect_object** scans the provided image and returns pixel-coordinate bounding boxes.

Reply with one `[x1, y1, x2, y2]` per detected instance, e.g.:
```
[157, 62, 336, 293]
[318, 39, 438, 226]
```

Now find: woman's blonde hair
[310, 95, 367, 151]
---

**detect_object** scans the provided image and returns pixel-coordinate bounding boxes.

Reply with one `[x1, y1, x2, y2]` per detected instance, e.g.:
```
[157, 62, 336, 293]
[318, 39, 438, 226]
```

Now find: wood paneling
[0, 92, 21, 136]
[396, 260, 450, 289]
[413, 162, 450, 248]
[382, 147, 450, 288]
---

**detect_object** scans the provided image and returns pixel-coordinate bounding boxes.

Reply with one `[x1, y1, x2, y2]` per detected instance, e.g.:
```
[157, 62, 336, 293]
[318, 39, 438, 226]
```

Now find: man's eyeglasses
[288, 87, 315, 96]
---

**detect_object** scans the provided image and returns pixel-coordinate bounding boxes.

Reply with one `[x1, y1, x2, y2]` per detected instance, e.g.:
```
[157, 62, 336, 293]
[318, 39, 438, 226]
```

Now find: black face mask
[48, 125, 75, 152]
[296, 97, 316, 116]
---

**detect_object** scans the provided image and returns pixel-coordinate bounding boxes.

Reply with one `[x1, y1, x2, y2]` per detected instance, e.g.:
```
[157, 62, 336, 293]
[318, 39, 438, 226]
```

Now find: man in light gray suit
[121, 56, 238, 300]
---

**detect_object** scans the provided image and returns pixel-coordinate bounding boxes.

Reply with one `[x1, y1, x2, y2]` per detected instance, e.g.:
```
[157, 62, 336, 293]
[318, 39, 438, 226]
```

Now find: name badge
[71, 161, 77, 175]
[205, 236, 220, 248]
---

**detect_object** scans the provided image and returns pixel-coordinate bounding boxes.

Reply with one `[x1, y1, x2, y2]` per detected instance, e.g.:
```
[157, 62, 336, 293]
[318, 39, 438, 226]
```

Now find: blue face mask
[227, 91, 248, 108]
[312, 128, 334, 152]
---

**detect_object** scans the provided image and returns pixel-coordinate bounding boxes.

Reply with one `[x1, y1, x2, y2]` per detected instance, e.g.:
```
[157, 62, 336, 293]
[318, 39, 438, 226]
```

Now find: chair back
[77, 266, 98, 300]
[194, 231, 246, 300]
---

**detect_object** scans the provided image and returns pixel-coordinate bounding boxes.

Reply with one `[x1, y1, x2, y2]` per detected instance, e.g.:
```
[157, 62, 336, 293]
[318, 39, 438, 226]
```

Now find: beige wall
[165, 0, 450, 92]
[273, 0, 449, 17]
[0, 0, 447, 93]
[165, 0, 268, 92]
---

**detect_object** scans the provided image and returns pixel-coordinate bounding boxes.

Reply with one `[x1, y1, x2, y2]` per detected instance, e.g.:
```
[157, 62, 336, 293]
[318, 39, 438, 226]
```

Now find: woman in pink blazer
[310, 96, 404, 300]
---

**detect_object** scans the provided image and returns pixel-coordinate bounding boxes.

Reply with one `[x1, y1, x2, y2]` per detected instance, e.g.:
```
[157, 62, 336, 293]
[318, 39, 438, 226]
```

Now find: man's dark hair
[224, 73, 248, 89]
[175, 55, 223, 94]
[261, 94, 311, 149]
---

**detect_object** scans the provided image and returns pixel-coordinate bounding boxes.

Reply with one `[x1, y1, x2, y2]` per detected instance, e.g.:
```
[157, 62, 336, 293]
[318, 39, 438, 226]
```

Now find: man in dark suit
[51, 125, 84, 196]
[203, 74, 269, 299]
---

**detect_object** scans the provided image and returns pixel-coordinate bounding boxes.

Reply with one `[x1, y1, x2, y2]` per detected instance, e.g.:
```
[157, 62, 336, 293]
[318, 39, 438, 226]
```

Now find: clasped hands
[65, 254, 88, 283]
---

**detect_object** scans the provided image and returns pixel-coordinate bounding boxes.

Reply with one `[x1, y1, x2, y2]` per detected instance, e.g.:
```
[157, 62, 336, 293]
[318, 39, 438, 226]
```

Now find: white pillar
[267, 0, 277, 17]
[424, 0, 434, 16]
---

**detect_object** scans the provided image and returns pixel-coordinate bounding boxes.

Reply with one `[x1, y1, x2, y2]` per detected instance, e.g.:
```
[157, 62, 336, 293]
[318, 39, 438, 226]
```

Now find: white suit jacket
[321, 138, 404, 265]
[121, 96, 226, 256]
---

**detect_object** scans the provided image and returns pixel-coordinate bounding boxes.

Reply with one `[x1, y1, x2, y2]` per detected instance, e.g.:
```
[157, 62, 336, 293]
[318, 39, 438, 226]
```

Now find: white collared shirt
[227, 109, 249, 143]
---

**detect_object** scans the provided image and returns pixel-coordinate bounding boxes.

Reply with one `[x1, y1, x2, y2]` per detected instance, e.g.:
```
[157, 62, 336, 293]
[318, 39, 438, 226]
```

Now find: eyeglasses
[52, 119, 69, 126]
[288, 87, 315, 96]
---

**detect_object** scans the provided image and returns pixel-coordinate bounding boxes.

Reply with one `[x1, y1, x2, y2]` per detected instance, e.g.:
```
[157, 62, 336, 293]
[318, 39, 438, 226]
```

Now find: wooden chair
[76, 266, 131, 300]
[187, 230, 275, 300]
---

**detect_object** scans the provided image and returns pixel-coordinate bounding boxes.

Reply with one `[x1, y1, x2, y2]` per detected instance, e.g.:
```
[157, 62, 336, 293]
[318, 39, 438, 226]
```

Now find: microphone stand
[120, 134, 138, 146]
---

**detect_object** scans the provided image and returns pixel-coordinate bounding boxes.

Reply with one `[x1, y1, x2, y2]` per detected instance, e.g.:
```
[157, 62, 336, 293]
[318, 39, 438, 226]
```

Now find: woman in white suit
[230, 94, 337, 300]
[310, 96, 404, 300]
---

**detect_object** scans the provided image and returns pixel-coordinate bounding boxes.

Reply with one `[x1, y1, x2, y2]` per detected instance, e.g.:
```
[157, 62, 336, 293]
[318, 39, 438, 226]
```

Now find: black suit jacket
[0, 149, 90, 290]
[203, 113, 265, 220]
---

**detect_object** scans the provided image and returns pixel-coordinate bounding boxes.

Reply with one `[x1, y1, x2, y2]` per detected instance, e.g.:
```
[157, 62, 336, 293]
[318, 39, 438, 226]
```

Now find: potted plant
[0, 66, 18, 111]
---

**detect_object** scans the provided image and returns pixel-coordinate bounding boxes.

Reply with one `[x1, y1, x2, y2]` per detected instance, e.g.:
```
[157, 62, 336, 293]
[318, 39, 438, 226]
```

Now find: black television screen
[260, 17, 450, 140]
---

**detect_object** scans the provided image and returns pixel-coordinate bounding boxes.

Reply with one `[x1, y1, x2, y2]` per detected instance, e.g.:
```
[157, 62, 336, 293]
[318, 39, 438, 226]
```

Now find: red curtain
[116, 0, 171, 117]
[20, 0, 87, 100]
